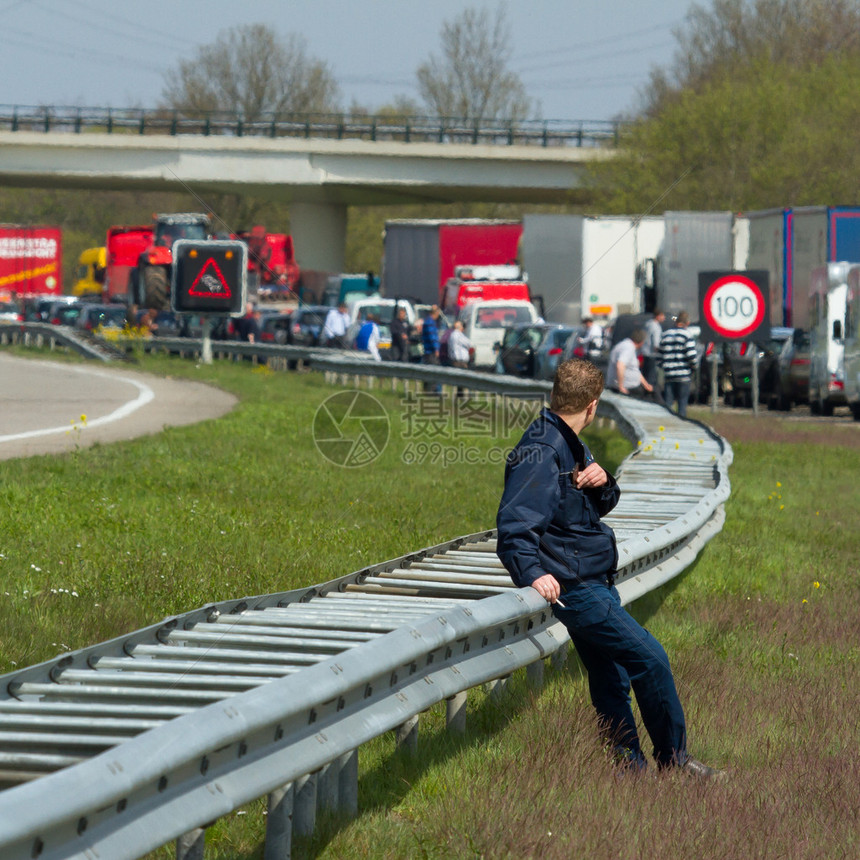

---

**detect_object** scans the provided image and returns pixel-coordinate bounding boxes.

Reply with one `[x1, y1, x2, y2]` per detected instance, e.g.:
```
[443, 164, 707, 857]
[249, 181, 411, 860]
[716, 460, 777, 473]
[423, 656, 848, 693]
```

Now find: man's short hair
[676, 311, 690, 326]
[551, 358, 604, 414]
[631, 328, 646, 345]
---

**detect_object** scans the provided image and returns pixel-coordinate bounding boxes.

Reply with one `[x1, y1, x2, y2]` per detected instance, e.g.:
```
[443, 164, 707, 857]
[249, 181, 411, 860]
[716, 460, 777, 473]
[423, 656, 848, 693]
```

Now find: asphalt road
[0, 353, 237, 461]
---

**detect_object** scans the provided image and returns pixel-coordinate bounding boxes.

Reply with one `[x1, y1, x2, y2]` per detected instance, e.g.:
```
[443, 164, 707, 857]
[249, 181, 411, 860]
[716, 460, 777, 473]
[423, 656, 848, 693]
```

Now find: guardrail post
[176, 827, 205, 860]
[526, 658, 545, 688]
[446, 691, 467, 734]
[551, 641, 569, 671]
[338, 750, 358, 818]
[293, 771, 317, 837]
[487, 676, 509, 700]
[395, 715, 419, 752]
[265, 782, 294, 860]
[318, 760, 339, 812]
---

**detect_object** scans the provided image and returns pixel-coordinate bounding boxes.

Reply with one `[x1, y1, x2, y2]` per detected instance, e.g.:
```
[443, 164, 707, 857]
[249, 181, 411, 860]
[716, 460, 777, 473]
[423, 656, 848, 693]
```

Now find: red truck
[234, 226, 300, 299]
[104, 224, 155, 303]
[382, 219, 525, 307]
[440, 263, 531, 316]
[0, 225, 63, 298]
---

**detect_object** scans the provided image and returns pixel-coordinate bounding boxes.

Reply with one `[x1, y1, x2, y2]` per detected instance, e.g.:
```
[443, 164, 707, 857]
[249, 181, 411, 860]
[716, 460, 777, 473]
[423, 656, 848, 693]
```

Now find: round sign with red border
[702, 274, 766, 338]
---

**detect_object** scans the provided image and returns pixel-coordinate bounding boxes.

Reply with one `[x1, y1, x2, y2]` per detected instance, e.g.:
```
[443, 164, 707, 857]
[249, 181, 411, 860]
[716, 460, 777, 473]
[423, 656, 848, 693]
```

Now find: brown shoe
[679, 758, 727, 780]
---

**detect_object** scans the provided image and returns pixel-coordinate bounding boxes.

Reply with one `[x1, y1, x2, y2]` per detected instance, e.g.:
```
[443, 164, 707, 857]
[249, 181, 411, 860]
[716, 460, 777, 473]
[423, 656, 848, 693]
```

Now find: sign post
[698, 270, 770, 415]
[171, 240, 248, 365]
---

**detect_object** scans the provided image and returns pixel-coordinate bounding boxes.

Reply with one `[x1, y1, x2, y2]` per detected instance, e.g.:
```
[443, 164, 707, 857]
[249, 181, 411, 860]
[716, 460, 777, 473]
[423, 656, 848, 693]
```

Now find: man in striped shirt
[658, 312, 698, 417]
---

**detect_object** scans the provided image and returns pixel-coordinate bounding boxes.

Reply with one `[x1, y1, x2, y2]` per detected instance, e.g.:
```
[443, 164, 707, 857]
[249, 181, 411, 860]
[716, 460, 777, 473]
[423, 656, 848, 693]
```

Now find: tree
[592, 54, 860, 214]
[644, 0, 860, 115]
[160, 24, 340, 121]
[416, 5, 535, 122]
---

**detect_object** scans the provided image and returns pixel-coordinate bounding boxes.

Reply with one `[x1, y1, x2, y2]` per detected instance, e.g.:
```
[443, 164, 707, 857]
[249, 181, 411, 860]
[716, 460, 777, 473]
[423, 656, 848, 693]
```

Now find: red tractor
[132, 213, 212, 310]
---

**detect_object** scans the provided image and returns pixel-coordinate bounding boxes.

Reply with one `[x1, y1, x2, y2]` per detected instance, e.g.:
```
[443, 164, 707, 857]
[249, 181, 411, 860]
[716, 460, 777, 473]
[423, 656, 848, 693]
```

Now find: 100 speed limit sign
[701, 273, 767, 339]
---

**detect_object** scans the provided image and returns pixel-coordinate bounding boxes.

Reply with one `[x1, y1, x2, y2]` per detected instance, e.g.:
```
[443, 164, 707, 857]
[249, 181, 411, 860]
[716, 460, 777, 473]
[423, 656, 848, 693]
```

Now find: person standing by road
[605, 329, 653, 399]
[323, 302, 350, 348]
[421, 305, 442, 393]
[447, 319, 472, 399]
[496, 357, 723, 777]
[642, 309, 666, 396]
[447, 320, 471, 368]
[389, 306, 410, 362]
[354, 313, 381, 361]
[659, 312, 698, 418]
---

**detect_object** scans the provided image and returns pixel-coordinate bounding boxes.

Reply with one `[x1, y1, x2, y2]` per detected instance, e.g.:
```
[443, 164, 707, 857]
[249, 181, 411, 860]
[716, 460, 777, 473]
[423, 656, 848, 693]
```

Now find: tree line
[3, 0, 860, 284]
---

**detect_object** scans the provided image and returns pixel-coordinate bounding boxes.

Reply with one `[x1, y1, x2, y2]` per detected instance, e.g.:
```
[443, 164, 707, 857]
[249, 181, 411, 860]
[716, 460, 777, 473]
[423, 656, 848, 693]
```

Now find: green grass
[2, 350, 857, 860]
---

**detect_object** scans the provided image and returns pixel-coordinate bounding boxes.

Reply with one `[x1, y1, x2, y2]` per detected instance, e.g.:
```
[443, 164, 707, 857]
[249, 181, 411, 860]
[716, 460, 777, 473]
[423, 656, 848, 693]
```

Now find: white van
[808, 263, 849, 416]
[841, 264, 860, 421]
[346, 297, 416, 354]
[459, 299, 540, 368]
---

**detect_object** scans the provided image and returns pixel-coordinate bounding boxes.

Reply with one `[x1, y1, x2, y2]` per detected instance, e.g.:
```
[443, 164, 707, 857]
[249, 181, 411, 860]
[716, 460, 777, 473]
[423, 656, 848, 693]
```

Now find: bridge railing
[0, 104, 626, 148]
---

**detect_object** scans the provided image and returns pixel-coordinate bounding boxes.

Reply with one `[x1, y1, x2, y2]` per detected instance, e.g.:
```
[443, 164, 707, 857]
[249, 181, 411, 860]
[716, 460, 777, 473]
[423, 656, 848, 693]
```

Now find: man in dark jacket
[496, 358, 722, 777]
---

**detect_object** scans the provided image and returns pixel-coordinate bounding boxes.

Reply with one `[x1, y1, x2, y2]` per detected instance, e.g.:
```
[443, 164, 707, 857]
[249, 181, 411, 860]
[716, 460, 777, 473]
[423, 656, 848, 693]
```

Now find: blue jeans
[664, 377, 691, 418]
[553, 580, 688, 768]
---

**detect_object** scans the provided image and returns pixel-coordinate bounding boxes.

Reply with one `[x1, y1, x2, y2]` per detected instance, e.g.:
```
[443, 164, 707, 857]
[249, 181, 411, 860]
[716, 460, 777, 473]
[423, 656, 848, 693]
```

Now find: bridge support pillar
[290, 202, 347, 275]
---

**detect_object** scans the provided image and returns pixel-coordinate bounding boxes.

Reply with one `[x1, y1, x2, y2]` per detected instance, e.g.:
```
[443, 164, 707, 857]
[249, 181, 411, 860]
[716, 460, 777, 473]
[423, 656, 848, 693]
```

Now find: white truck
[520, 214, 664, 326]
[843, 264, 860, 421]
[807, 262, 850, 415]
[458, 299, 540, 368]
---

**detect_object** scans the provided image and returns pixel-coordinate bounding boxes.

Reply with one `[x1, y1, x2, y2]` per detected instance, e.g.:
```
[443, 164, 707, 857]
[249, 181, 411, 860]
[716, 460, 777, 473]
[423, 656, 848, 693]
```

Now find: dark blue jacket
[496, 408, 620, 589]
[421, 315, 439, 354]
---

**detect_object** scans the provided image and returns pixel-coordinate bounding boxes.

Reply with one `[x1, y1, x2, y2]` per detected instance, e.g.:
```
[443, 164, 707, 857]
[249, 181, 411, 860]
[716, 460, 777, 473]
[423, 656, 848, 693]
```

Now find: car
[495, 323, 577, 379]
[0, 301, 22, 322]
[49, 302, 88, 327]
[285, 305, 330, 347]
[74, 303, 129, 333]
[561, 323, 610, 376]
[768, 328, 811, 411]
[260, 312, 294, 345]
[722, 327, 794, 407]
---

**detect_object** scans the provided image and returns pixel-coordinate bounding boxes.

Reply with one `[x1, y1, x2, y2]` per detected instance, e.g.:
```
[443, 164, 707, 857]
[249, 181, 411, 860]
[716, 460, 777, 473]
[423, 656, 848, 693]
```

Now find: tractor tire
[850, 402, 860, 422]
[821, 399, 834, 417]
[142, 265, 170, 310]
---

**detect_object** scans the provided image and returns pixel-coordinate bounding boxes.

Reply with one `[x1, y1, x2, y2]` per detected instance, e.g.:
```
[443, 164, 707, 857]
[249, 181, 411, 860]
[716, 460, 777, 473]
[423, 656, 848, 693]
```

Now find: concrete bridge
[0, 127, 613, 272]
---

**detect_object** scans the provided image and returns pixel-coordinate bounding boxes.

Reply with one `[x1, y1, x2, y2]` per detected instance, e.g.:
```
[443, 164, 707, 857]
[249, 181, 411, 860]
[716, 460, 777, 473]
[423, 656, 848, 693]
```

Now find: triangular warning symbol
[189, 258, 232, 298]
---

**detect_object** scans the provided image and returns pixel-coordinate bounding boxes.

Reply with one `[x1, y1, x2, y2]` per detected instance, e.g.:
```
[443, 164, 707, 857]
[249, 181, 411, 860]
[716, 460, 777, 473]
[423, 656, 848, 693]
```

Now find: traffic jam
[2, 208, 860, 423]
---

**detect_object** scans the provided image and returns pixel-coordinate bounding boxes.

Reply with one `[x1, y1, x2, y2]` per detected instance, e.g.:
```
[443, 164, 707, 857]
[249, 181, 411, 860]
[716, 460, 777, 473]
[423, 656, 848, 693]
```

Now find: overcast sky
[0, 0, 696, 121]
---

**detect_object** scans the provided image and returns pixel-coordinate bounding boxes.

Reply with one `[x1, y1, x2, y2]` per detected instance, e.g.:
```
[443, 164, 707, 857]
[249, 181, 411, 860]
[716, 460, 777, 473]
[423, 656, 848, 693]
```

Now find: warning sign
[172, 240, 247, 315]
[189, 258, 232, 298]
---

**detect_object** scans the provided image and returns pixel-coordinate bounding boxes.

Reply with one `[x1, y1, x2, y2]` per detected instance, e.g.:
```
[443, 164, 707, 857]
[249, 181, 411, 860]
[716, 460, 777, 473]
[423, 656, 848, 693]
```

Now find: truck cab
[808, 262, 850, 415]
[842, 264, 860, 421]
[134, 213, 211, 310]
[440, 264, 530, 316]
[458, 299, 540, 368]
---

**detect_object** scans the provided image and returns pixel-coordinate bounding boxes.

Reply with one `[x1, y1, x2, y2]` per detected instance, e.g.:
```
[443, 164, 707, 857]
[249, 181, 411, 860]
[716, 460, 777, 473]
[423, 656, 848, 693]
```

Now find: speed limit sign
[698, 270, 770, 342]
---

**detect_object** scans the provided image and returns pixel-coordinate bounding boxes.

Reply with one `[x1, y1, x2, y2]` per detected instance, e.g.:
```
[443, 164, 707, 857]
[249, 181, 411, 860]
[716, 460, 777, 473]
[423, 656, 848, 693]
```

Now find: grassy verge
[3, 351, 857, 859]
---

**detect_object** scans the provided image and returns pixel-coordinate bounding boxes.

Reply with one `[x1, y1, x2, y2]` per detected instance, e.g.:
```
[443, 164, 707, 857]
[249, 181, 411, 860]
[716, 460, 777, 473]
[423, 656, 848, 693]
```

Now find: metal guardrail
[0, 104, 625, 148]
[0, 336, 732, 859]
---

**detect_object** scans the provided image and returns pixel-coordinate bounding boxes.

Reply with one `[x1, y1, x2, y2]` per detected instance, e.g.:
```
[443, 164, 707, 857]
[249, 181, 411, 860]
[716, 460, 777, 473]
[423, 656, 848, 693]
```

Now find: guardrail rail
[0, 334, 732, 860]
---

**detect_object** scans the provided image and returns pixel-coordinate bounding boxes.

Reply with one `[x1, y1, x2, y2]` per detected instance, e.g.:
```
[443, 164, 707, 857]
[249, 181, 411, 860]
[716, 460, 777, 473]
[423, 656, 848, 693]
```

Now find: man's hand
[576, 461, 608, 489]
[531, 573, 561, 604]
